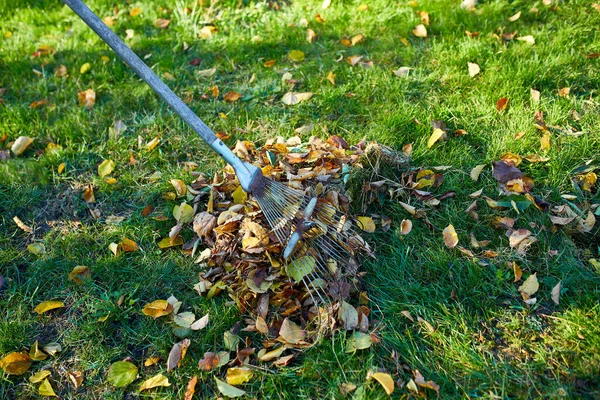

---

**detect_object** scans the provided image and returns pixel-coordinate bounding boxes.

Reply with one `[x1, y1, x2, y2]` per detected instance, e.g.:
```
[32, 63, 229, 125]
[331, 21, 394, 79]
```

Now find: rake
[64, 0, 370, 303]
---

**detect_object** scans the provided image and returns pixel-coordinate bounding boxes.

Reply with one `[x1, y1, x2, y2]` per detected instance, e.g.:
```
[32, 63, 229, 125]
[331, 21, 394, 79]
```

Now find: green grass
[1, 0, 600, 398]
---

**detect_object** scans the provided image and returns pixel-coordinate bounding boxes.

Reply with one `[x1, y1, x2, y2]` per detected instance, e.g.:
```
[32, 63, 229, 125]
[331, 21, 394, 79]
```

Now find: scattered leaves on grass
[0, 352, 32, 375]
[215, 377, 246, 397]
[11, 136, 34, 156]
[470, 164, 485, 181]
[427, 128, 445, 148]
[370, 372, 394, 395]
[139, 374, 170, 392]
[496, 97, 509, 112]
[120, 238, 139, 252]
[33, 300, 64, 315]
[467, 62, 480, 77]
[339, 301, 359, 330]
[142, 300, 173, 319]
[518, 273, 539, 301]
[345, 332, 372, 353]
[492, 161, 522, 183]
[191, 313, 210, 330]
[509, 229, 532, 248]
[281, 92, 313, 105]
[412, 24, 427, 38]
[443, 224, 458, 248]
[107, 361, 138, 388]
[78, 89, 96, 109]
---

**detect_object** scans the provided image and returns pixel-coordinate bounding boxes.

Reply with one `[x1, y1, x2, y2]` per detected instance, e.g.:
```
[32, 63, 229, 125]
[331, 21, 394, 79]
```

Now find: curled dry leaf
[400, 219, 413, 235]
[393, 67, 411, 77]
[78, 89, 96, 109]
[68, 371, 84, 388]
[412, 24, 427, 38]
[167, 338, 191, 372]
[142, 300, 173, 319]
[370, 372, 394, 395]
[184, 376, 198, 400]
[443, 224, 459, 248]
[496, 97, 509, 112]
[11, 136, 34, 156]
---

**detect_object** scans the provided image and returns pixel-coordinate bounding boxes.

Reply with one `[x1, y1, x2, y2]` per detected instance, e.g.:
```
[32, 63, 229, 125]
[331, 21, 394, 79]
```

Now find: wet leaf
[552, 281, 561, 305]
[496, 97, 509, 112]
[289, 50, 305, 62]
[68, 266, 91, 284]
[34, 300, 64, 315]
[184, 376, 198, 400]
[38, 378, 57, 397]
[107, 361, 138, 388]
[443, 224, 458, 248]
[279, 318, 305, 344]
[370, 372, 394, 395]
[281, 92, 313, 105]
[78, 89, 96, 109]
[226, 367, 253, 386]
[427, 128, 445, 148]
[142, 300, 173, 319]
[412, 24, 427, 38]
[139, 373, 170, 392]
[1, 352, 32, 375]
[356, 216, 376, 233]
[98, 159, 115, 178]
[467, 62, 480, 77]
[11, 136, 34, 156]
[215, 377, 246, 397]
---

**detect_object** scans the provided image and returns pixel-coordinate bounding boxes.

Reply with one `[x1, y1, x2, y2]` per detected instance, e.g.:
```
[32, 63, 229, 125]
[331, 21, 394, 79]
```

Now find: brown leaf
[78, 89, 96, 109]
[306, 29, 317, 43]
[120, 238, 139, 252]
[414, 370, 440, 393]
[184, 376, 198, 400]
[198, 352, 220, 371]
[492, 161, 522, 183]
[167, 338, 190, 371]
[29, 99, 47, 108]
[509, 229, 532, 248]
[224, 91, 242, 102]
[558, 87, 570, 97]
[496, 97, 509, 112]
[153, 18, 170, 29]
[400, 219, 412, 235]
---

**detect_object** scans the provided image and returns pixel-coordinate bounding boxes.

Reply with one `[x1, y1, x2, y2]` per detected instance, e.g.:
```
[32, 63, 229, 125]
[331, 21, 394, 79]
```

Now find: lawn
[1, 0, 600, 398]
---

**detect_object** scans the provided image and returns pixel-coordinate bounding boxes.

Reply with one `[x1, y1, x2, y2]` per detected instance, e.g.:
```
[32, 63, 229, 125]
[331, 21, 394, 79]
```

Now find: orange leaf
[496, 97, 509, 112]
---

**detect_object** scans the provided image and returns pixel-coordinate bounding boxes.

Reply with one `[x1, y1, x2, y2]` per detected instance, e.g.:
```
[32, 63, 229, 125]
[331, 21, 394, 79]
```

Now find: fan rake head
[253, 177, 372, 304]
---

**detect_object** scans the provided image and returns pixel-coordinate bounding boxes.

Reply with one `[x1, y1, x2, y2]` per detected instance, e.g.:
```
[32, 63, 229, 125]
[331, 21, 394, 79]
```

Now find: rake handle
[62, 0, 218, 144]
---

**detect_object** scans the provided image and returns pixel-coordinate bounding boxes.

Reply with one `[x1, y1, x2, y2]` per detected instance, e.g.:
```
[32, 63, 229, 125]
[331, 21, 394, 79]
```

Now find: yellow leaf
[98, 159, 115, 178]
[130, 7, 142, 16]
[351, 33, 365, 45]
[413, 24, 427, 38]
[327, 70, 336, 85]
[173, 202, 194, 223]
[33, 300, 65, 315]
[258, 346, 286, 361]
[356, 216, 376, 233]
[508, 11, 521, 21]
[105, 177, 117, 185]
[470, 164, 485, 181]
[57, 162, 66, 174]
[443, 224, 459, 248]
[467, 62, 480, 77]
[170, 179, 187, 196]
[29, 340, 48, 361]
[540, 132, 550, 150]
[158, 236, 184, 248]
[29, 370, 51, 383]
[0, 352, 32, 375]
[357, 4, 368, 10]
[517, 35, 535, 44]
[144, 137, 160, 151]
[139, 373, 170, 392]
[289, 50, 305, 62]
[83, 185, 95, 203]
[281, 92, 313, 105]
[27, 242, 46, 255]
[80, 63, 91, 74]
[11, 136, 34, 156]
[68, 266, 91, 284]
[38, 378, 57, 397]
[558, 87, 570, 98]
[518, 273, 539, 300]
[226, 367, 253, 386]
[120, 238, 139, 252]
[68, 371, 84, 388]
[142, 300, 173, 319]
[232, 186, 248, 204]
[144, 357, 160, 367]
[427, 128, 445, 148]
[5, 31, 12, 38]
[371, 372, 394, 395]
[107, 361, 138, 388]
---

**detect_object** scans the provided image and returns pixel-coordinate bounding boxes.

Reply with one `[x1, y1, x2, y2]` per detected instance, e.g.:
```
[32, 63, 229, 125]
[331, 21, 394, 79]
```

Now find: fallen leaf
[427, 128, 445, 148]
[107, 361, 138, 388]
[38, 378, 57, 397]
[496, 97, 509, 112]
[29, 99, 47, 108]
[174, 312, 196, 328]
[139, 373, 170, 392]
[27, 242, 46, 255]
[11, 136, 34, 156]
[346, 55, 363, 66]
[83, 185, 95, 203]
[29, 370, 51, 383]
[551, 281, 561, 305]
[281, 92, 313, 105]
[41, 343, 61, 357]
[356, 216, 376, 233]
[279, 318, 305, 344]
[130, 7, 142, 16]
[509, 229, 532, 248]
[289, 50, 305, 62]
[468, 62, 480, 77]
[80, 62, 91, 74]
[170, 179, 187, 196]
[191, 313, 210, 330]
[184, 376, 198, 400]
[29, 340, 47, 361]
[470, 164, 486, 181]
[167, 339, 191, 372]
[400, 219, 412, 235]
[0, 352, 32, 375]
[518, 273, 539, 300]
[13, 216, 32, 233]
[393, 67, 411, 77]
[531, 88, 540, 102]
[197, 67, 217, 77]
[120, 238, 139, 252]
[78, 89, 96, 109]
[517, 35, 535, 44]
[413, 24, 427, 38]
[577, 211, 596, 233]
[508, 11, 521, 21]
[142, 300, 173, 319]
[153, 18, 170, 29]
[327, 70, 336, 85]
[224, 91, 241, 102]
[513, 262, 523, 282]
[414, 370, 440, 393]
[57, 162, 66, 174]
[306, 29, 318, 43]
[339, 301, 359, 330]
[287, 256, 316, 283]
[215, 377, 245, 398]
[67, 371, 84, 389]
[443, 224, 459, 248]
[492, 161, 522, 183]
[345, 332, 372, 353]
[351, 34, 365, 45]
[34, 300, 65, 315]
[98, 159, 115, 178]
[144, 357, 160, 367]
[558, 87, 570, 98]
[371, 372, 394, 395]
[226, 367, 253, 385]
